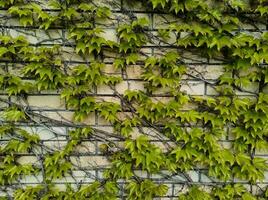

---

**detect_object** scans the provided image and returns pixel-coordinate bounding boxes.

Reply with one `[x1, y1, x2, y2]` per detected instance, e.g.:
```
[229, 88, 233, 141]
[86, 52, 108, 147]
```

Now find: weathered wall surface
[0, 0, 268, 199]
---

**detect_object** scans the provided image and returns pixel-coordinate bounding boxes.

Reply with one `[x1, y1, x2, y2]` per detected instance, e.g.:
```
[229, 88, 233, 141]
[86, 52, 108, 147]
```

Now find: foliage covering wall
[0, 0, 268, 199]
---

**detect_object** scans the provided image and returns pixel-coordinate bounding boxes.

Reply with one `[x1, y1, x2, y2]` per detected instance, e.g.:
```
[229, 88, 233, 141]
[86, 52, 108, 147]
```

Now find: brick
[17, 156, 39, 165]
[41, 111, 96, 125]
[122, 1, 149, 11]
[43, 140, 68, 151]
[181, 51, 208, 63]
[180, 81, 205, 95]
[151, 141, 174, 152]
[0, 95, 9, 109]
[240, 23, 266, 30]
[186, 64, 224, 80]
[99, 29, 118, 42]
[7, 63, 24, 77]
[187, 170, 200, 182]
[200, 173, 220, 183]
[26, 126, 67, 140]
[151, 96, 173, 104]
[74, 142, 96, 153]
[218, 141, 232, 149]
[0, 1, 267, 196]
[115, 81, 129, 94]
[205, 84, 218, 95]
[140, 48, 153, 57]
[235, 83, 259, 95]
[255, 147, 268, 155]
[153, 14, 178, 29]
[95, 0, 121, 9]
[61, 46, 92, 62]
[97, 85, 114, 95]
[27, 95, 65, 109]
[173, 184, 188, 196]
[93, 126, 114, 135]
[8, 28, 63, 45]
[102, 64, 121, 74]
[95, 96, 121, 104]
[125, 65, 144, 79]
[19, 174, 43, 184]
[133, 170, 148, 178]
[129, 81, 146, 91]
[70, 156, 110, 168]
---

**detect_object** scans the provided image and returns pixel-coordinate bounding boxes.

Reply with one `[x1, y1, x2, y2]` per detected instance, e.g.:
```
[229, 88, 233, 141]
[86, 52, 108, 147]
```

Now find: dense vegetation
[0, 0, 268, 199]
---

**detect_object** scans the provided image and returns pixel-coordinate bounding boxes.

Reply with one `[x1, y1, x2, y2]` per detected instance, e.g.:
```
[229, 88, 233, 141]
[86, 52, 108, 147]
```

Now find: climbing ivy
[0, 0, 268, 199]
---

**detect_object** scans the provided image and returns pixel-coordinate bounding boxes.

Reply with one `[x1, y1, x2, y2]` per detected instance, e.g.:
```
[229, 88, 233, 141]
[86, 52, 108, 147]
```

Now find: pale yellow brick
[74, 142, 96, 153]
[151, 96, 173, 104]
[17, 156, 39, 165]
[53, 173, 94, 183]
[61, 47, 92, 62]
[122, 1, 147, 11]
[180, 81, 205, 95]
[150, 31, 177, 46]
[102, 64, 121, 74]
[99, 29, 118, 42]
[206, 85, 218, 95]
[43, 141, 68, 151]
[240, 23, 266, 30]
[80, 113, 96, 125]
[153, 14, 179, 29]
[235, 83, 259, 95]
[8, 29, 62, 44]
[133, 170, 148, 178]
[33, 127, 67, 140]
[181, 103, 198, 110]
[174, 184, 188, 195]
[153, 48, 177, 57]
[140, 48, 153, 58]
[97, 115, 112, 125]
[181, 51, 208, 63]
[0, 95, 9, 108]
[8, 63, 24, 76]
[129, 81, 146, 91]
[218, 141, 232, 149]
[95, 0, 121, 9]
[19, 174, 43, 184]
[115, 81, 129, 94]
[126, 65, 144, 79]
[27, 95, 65, 109]
[131, 127, 171, 141]
[0, 11, 20, 27]
[97, 85, 114, 94]
[42, 111, 96, 125]
[255, 147, 268, 155]
[117, 112, 132, 121]
[96, 96, 120, 104]
[94, 126, 114, 136]
[70, 156, 110, 168]
[151, 141, 174, 152]
[186, 65, 224, 80]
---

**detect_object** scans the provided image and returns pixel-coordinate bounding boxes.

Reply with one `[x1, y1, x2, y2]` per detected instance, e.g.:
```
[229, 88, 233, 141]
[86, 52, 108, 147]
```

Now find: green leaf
[0, 47, 8, 57]
[126, 53, 138, 65]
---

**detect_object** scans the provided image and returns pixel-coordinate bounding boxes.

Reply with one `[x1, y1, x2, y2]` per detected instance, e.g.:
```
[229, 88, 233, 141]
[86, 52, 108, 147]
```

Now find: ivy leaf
[114, 58, 125, 69]
[76, 41, 86, 54]
[151, 0, 167, 9]
[20, 16, 33, 27]
[126, 53, 138, 65]
[0, 47, 9, 57]
[78, 3, 94, 11]
[1, 107, 26, 122]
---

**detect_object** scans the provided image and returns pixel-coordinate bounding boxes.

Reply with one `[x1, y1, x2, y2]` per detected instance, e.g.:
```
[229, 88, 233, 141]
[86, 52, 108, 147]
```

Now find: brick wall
[0, 0, 268, 199]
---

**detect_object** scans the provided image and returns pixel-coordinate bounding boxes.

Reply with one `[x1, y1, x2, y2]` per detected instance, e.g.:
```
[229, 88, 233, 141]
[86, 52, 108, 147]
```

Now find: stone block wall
[0, 0, 268, 199]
